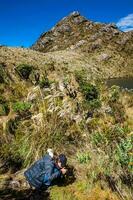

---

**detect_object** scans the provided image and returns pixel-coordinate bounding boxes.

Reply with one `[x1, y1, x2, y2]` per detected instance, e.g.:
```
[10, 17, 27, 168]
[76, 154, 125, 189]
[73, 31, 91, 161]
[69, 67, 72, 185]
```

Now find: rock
[90, 32, 102, 41]
[59, 81, 65, 92]
[116, 34, 131, 45]
[56, 24, 72, 33]
[89, 39, 102, 51]
[72, 16, 87, 25]
[31, 11, 132, 54]
[69, 11, 80, 17]
[98, 53, 111, 61]
[100, 23, 118, 33]
[86, 23, 94, 30]
[70, 40, 86, 49]
[41, 37, 53, 45]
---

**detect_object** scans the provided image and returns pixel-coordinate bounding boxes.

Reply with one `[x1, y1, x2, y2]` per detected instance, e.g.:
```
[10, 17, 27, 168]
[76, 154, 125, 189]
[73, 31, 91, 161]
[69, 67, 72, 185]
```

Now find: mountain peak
[31, 12, 132, 54]
[68, 11, 80, 17]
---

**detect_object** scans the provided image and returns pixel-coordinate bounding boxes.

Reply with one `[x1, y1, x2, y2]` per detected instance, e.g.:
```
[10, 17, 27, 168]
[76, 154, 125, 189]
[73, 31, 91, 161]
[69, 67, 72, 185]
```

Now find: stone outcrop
[31, 11, 133, 54]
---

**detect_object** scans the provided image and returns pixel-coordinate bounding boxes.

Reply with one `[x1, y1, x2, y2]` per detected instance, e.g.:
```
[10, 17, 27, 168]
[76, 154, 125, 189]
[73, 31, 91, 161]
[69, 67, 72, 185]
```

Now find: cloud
[116, 14, 133, 32]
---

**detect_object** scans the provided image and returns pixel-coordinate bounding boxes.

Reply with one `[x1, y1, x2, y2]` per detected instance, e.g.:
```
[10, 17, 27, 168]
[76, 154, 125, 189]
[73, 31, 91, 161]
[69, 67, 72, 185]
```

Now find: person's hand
[60, 168, 67, 175]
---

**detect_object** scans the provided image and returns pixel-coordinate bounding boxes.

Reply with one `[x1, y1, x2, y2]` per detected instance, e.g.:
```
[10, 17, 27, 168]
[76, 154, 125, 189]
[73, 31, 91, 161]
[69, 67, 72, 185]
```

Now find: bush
[109, 101, 125, 123]
[15, 64, 33, 80]
[0, 96, 10, 116]
[0, 103, 10, 116]
[0, 64, 6, 83]
[81, 83, 99, 101]
[115, 136, 133, 170]
[0, 95, 6, 104]
[77, 152, 91, 164]
[109, 85, 120, 102]
[0, 72, 5, 83]
[13, 101, 31, 113]
[83, 99, 101, 111]
[75, 69, 87, 85]
[91, 131, 107, 147]
[7, 118, 19, 134]
[39, 76, 50, 88]
[75, 70, 99, 102]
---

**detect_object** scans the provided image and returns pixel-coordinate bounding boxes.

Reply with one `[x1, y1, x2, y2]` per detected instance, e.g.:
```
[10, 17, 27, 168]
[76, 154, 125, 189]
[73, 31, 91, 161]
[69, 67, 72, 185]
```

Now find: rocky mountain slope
[31, 11, 133, 79]
[0, 11, 133, 200]
[31, 11, 133, 55]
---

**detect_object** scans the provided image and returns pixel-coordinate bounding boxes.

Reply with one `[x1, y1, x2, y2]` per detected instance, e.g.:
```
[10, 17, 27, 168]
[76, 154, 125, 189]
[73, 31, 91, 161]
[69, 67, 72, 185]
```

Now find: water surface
[106, 77, 133, 90]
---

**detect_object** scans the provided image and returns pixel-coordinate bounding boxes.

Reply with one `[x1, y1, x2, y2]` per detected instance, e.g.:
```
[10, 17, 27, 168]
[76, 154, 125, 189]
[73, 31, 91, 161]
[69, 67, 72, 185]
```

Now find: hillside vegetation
[0, 11, 133, 200]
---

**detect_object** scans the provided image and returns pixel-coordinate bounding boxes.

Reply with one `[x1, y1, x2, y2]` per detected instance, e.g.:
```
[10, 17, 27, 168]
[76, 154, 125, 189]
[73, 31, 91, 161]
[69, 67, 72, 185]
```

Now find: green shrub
[91, 131, 107, 146]
[109, 85, 120, 102]
[75, 69, 87, 85]
[0, 96, 10, 116]
[115, 136, 133, 170]
[83, 99, 101, 111]
[0, 95, 6, 104]
[7, 118, 19, 134]
[109, 101, 125, 123]
[80, 83, 99, 101]
[89, 99, 101, 109]
[0, 103, 10, 116]
[104, 125, 126, 143]
[39, 76, 50, 88]
[75, 70, 99, 102]
[13, 101, 31, 113]
[15, 64, 33, 80]
[77, 152, 91, 164]
[0, 72, 5, 83]
[0, 64, 6, 83]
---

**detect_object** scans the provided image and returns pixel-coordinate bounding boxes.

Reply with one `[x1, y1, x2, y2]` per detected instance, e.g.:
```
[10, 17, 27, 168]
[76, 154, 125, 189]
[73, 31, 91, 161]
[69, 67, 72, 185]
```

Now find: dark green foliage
[80, 83, 99, 101]
[109, 85, 120, 102]
[91, 125, 129, 149]
[0, 95, 6, 104]
[0, 103, 10, 116]
[15, 64, 33, 80]
[91, 131, 107, 146]
[39, 76, 50, 88]
[77, 152, 91, 164]
[75, 70, 99, 102]
[0, 64, 6, 83]
[75, 69, 87, 85]
[0, 96, 10, 116]
[83, 99, 101, 110]
[115, 136, 133, 170]
[7, 118, 19, 134]
[75, 70, 101, 112]
[0, 74, 4, 83]
[13, 101, 31, 113]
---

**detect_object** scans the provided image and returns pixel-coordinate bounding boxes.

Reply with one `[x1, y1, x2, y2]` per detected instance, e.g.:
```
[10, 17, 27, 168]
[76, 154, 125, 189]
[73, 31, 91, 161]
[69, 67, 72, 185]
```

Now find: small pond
[106, 77, 133, 90]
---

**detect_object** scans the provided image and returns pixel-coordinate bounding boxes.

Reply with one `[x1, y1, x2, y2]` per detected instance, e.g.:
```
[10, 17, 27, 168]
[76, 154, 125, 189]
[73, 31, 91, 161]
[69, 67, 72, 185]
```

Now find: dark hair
[58, 154, 67, 167]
